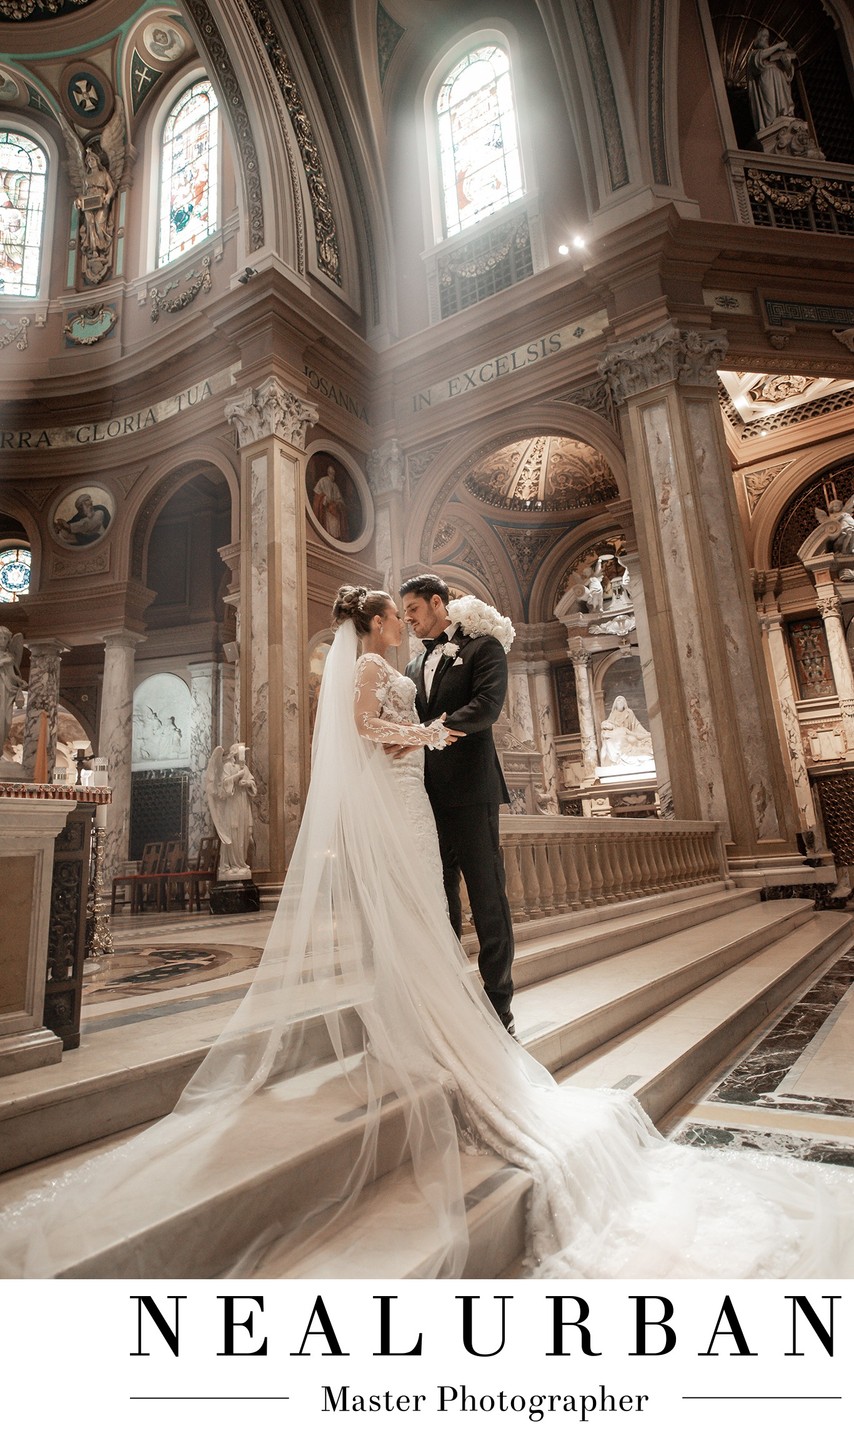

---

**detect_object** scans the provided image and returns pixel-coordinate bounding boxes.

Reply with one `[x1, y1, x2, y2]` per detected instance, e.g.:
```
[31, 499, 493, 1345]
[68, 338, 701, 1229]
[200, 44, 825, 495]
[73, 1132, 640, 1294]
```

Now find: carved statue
[204, 744, 257, 880]
[599, 696, 654, 769]
[582, 558, 605, 612]
[747, 28, 797, 134]
[0, 627, 25, 760]
[812, 496, 854, 557]
[62, 98, 128, 285]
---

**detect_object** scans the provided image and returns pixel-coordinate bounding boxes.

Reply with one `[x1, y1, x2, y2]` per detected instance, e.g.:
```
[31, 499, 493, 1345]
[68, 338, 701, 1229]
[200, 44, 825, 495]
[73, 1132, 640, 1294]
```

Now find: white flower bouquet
[447, 596, 515, 652]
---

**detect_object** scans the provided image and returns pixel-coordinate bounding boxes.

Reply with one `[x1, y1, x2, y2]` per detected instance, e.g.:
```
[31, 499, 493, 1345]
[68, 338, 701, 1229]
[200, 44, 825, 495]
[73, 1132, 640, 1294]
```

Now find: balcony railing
[725, 150, 854, 236]
[498, 816, 726, 925]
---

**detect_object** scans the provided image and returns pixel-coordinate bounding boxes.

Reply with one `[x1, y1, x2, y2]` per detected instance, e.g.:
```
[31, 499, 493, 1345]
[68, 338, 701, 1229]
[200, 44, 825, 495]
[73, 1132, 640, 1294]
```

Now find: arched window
[437, 44, 523, 237]
[158, 78, 218, 266]
[0, 131, 47, 298]
[0, 544, 31, 602]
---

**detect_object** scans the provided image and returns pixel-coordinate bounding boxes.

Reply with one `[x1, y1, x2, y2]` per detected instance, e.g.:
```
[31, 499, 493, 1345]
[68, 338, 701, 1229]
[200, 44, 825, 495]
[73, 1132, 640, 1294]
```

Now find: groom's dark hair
[400, 573, 449, 604]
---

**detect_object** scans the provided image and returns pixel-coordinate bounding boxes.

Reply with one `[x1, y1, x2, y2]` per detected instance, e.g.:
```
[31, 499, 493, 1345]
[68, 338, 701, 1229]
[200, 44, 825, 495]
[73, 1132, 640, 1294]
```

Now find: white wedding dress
[1, 623, 853, 1279]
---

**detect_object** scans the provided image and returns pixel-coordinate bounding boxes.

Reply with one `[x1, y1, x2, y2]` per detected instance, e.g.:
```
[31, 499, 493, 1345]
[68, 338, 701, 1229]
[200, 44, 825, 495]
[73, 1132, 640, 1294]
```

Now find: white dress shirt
[423, 624, 457, 699]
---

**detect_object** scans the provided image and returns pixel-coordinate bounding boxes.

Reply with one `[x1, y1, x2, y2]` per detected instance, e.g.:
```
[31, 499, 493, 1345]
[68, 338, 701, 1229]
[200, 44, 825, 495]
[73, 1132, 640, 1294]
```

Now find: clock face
[0, 548, 30, 600]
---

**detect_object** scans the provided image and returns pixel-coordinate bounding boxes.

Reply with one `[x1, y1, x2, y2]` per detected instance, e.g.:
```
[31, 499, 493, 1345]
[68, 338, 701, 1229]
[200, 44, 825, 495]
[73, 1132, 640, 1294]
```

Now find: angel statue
[204, 743, 257, 881]
[0, 627, 26, 765]
[62, 97, 129, 285]
[813, 495, 854, 558]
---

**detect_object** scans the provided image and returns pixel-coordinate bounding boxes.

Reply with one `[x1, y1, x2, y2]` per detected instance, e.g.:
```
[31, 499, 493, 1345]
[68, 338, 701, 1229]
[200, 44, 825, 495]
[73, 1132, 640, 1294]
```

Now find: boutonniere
[443, 641, 460, 659]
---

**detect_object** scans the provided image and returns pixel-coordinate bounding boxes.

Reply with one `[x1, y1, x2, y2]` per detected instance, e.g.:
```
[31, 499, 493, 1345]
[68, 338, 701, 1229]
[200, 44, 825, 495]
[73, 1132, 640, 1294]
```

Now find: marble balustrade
[498, 816, 725, 924]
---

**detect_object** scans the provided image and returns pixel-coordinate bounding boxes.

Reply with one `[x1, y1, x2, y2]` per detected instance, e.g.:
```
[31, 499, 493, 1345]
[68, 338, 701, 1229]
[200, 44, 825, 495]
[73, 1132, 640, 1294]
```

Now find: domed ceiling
[461, 435, 617, 512]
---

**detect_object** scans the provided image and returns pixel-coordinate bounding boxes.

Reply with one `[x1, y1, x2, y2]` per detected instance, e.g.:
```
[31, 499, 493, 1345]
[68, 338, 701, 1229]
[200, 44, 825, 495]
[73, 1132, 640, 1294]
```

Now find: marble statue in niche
[205, 743, 257, 880]
[63, 98, 128, 286]
[0, 627, 25, 767]
[599, 696, 654, 769]
[747, 28, 797, 132]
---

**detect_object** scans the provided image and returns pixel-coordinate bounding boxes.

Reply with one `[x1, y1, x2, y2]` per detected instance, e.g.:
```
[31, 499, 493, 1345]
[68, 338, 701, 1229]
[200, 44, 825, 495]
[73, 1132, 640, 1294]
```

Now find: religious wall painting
[789, 619, 835, 700]
[50, 484, 114, 548]
[305, 450, 371, 550]
[132, 672, 191, 770]
[554, 663, 580, 735]
[58, 61, 114, 131]
[142, 22, 188, 65]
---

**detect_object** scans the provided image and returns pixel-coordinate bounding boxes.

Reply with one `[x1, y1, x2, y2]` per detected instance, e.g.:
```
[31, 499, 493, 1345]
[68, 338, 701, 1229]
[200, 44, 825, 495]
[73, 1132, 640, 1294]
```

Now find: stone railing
[498, 816, 726, 923]
[725, 150, 854, 237]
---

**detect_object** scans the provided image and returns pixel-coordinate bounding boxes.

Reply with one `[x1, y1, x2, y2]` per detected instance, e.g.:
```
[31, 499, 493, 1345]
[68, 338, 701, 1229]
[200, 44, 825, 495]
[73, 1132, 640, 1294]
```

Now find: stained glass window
[158, 79, 218, 266]
[0, 132, 47, 298]
[437, 45, 523, 238]
[0, 546, 31, 602]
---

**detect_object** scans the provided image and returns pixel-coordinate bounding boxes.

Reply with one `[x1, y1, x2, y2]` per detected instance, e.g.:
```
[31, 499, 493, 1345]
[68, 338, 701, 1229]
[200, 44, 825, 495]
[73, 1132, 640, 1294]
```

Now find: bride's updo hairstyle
[332, 584, 391, 636]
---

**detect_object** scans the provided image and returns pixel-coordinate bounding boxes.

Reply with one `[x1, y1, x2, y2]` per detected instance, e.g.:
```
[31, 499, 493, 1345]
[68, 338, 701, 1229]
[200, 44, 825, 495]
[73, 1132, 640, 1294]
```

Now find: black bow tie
[422, 633, 449, 653]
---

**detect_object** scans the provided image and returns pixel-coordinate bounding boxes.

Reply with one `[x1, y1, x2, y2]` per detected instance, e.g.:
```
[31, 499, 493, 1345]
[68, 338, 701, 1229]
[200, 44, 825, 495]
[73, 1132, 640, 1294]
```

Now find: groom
[401, 574, 515, 1034]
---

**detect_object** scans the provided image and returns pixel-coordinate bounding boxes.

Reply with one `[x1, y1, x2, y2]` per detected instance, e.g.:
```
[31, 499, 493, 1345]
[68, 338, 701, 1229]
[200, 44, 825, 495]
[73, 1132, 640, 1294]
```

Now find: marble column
[531, 661, 559, 813]
[368, 439, 406, 631]
[98, 631, 145, 882]
[759, 611, 819, 833]
[21, 639, 68, 780]
[567, 642, 599, 776]
[226, 377, 318, 889]
[600, 324, 798, 857]
[609, 518, 673, 815]
[815, 588, 854, 752]
[507, 664, 536, 748]
[188, 660, 221, 857]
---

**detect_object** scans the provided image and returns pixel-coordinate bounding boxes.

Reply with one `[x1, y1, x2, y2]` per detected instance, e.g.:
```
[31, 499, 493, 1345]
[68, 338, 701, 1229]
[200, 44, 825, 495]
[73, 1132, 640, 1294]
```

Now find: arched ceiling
[460, 435, 618, 513]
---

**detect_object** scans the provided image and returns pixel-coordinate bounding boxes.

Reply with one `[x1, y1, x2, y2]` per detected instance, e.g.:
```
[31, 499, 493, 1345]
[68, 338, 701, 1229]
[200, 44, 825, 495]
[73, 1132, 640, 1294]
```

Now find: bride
[1, 584, 852, 1279]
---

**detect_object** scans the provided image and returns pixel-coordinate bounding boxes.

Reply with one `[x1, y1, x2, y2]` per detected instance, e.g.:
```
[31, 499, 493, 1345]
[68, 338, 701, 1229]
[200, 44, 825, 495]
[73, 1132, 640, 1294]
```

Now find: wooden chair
[109, 841, 166, 915]
[162, 836, 220, 913]
[160, 840, 188, 911]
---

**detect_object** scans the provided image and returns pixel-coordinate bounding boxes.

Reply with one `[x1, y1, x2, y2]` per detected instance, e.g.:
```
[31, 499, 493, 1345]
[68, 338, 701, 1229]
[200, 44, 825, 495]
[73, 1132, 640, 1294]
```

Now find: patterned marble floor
[668, 952, 854, 1168]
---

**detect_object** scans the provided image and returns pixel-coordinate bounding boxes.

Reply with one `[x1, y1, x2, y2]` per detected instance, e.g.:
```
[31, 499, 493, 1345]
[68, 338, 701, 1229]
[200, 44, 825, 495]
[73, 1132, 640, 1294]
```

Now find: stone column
[368, 439, 406, 624]
[226, 377, 318, 891]
[567, 641, 599, 776]
[188, 660, 221, 857]
[98, 631, 145, 882]
[600, 323, 798, 857]
[507, 664, 536, 748]
[815, 587, 854, 752]
[531, 661, 559, 813]
[21, 639, 68, 780]
[759, 611, 819, 833]
[219, 540, 241, 742]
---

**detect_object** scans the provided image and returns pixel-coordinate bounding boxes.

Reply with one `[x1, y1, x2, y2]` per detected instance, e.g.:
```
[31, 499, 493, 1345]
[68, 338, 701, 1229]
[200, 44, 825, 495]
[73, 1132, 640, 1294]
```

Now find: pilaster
[226, 377, 318, 890]
[600, 323, 798, 856]
[99, 631, 145, 882]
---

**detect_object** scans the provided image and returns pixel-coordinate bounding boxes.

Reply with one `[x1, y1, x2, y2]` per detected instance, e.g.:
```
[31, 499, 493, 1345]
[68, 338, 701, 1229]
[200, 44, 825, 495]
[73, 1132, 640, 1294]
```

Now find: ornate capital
[816, 593, 842, 622]
[568, 639, 590, 667]
[367, 439, 405, 496]
[226, 378, 319, 449]
[599, 324, 728, 405]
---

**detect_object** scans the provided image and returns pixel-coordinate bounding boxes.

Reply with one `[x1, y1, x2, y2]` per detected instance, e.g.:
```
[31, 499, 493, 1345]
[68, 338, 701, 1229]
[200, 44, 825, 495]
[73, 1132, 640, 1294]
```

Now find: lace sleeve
[354, 654, 450, 749]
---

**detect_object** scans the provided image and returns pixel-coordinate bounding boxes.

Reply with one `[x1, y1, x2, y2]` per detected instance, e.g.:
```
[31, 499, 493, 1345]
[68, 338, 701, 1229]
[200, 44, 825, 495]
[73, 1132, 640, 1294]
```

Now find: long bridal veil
[1, 620, 853, 1278]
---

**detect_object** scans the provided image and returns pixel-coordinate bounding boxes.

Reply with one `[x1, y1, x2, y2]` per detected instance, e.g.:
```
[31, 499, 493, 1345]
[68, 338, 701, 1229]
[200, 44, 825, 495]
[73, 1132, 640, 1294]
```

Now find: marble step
[253, 909, 853, 1280]
[518, 897, 817, 1074]
[508, 884, 759, 990]
[0, 886, 759, 1174]
[561, 908, 854, 1124]
[1, 902, 840, 1279]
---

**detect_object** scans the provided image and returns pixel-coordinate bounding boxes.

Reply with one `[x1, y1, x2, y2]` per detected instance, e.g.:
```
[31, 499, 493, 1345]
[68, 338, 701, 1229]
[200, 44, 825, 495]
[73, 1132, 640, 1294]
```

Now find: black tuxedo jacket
[406, 631, 510, 809]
